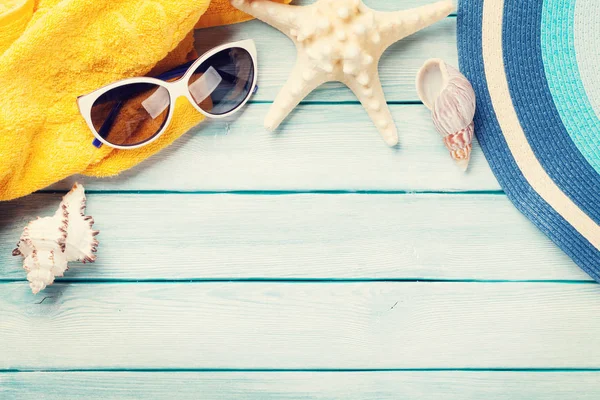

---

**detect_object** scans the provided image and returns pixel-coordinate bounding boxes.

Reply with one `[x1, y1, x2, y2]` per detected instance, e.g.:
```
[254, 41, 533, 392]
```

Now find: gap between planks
[3, 368, 600, 373]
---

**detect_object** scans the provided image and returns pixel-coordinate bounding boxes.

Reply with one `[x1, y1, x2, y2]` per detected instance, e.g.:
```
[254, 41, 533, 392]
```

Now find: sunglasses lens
[188, 47, 254, 115]
[90, 82, 170, 147]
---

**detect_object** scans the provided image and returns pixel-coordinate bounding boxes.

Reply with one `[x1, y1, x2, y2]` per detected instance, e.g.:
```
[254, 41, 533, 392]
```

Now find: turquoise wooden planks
[2, 282, 600, 370]
[49, 104, 500, 192]
[2, 372, 600, 400]
[1, 0, 593, 395]
[0, 194, 585, 281]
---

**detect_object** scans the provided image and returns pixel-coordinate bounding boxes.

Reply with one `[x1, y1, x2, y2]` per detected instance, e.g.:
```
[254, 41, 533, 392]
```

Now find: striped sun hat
[457, 0, 600, 281]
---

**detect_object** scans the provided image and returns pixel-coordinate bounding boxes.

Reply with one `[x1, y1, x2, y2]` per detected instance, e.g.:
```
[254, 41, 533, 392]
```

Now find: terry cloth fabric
[196, 0, 291, 28]
[458, 0, 600, 281]
[0, 0, 262, 201]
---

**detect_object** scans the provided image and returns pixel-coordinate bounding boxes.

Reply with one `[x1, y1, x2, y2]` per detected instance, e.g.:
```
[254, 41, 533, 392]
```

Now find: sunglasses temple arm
[154, 61, 195, 81]
[92, 100, 124, 148]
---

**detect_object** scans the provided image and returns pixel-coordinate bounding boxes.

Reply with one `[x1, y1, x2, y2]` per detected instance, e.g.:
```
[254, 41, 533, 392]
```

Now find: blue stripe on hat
[541, 0, 600, 174]
[457, 0, 600, 281]
[502, 0, 600, 224]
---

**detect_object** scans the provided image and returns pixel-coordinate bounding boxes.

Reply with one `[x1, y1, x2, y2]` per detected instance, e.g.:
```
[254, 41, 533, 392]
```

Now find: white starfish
[231, 0, 455, 146]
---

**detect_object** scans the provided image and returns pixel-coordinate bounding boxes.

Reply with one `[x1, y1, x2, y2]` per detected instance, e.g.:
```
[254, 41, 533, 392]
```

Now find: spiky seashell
[416, 58, 476, 171]
[12, 183, 99, 294]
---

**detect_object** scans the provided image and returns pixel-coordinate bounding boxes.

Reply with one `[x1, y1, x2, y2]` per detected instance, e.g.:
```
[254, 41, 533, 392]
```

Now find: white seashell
[416, 58, 476, 171]
[12, 183, 99, 294]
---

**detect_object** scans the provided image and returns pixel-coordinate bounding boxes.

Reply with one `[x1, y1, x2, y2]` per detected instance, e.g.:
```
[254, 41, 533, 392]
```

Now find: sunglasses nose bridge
[170, 79, 191, 100]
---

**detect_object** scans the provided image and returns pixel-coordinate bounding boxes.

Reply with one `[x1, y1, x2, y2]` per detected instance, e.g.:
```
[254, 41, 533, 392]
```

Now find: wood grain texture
[50, 104, 500, 192]
[1, 1, 593, 394]
[0, 194, 586, 281]
[194, 9, 457, 102]
[2, 372, 599, 400]
[2, 282, 600, 370]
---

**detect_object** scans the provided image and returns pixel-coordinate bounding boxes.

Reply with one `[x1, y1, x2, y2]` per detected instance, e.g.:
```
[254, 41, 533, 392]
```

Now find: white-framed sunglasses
[77, 39, 257, 150]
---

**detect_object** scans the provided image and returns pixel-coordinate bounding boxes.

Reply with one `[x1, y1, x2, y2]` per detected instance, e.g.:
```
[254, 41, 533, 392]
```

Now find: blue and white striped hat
[458, 0, 600, 281]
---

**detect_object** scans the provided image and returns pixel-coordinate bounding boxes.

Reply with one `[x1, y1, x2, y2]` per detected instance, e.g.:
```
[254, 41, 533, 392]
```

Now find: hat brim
[457, 0, 600, 281]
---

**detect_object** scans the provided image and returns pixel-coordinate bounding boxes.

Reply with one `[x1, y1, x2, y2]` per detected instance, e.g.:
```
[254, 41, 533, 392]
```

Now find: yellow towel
[0, 0, 262, 200]
[195, 0, 290, 28]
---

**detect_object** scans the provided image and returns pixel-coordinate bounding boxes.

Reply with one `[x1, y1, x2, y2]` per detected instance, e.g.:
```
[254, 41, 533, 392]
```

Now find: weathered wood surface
[50, 104, 500, 192]
[3, 282, 600, 370]
[2, 3, 597, 397]
[2, 372, 599, 400]
[0, 194, 584, 281]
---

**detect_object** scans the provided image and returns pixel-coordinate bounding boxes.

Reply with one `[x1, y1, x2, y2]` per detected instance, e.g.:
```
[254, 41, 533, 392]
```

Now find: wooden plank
[2, 282, 600, 369]
[194, 7, 457, 102]
[0, 194, 586, 281]
[50, 104, 500, 192]
[2, 371, 600, 400]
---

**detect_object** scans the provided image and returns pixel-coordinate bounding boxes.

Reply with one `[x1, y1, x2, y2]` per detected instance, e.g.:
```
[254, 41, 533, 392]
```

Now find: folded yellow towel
[195, 0, 290, 28]
[0, 0, 261, 200]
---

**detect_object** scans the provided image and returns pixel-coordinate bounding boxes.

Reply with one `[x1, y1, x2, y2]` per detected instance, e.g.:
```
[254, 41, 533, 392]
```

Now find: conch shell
[12, 183, 99, 294]
[416, 58, 476, 171]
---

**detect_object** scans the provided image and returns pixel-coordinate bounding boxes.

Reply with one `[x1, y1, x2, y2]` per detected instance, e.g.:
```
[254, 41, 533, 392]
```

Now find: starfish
[231, 0, 455, 146]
